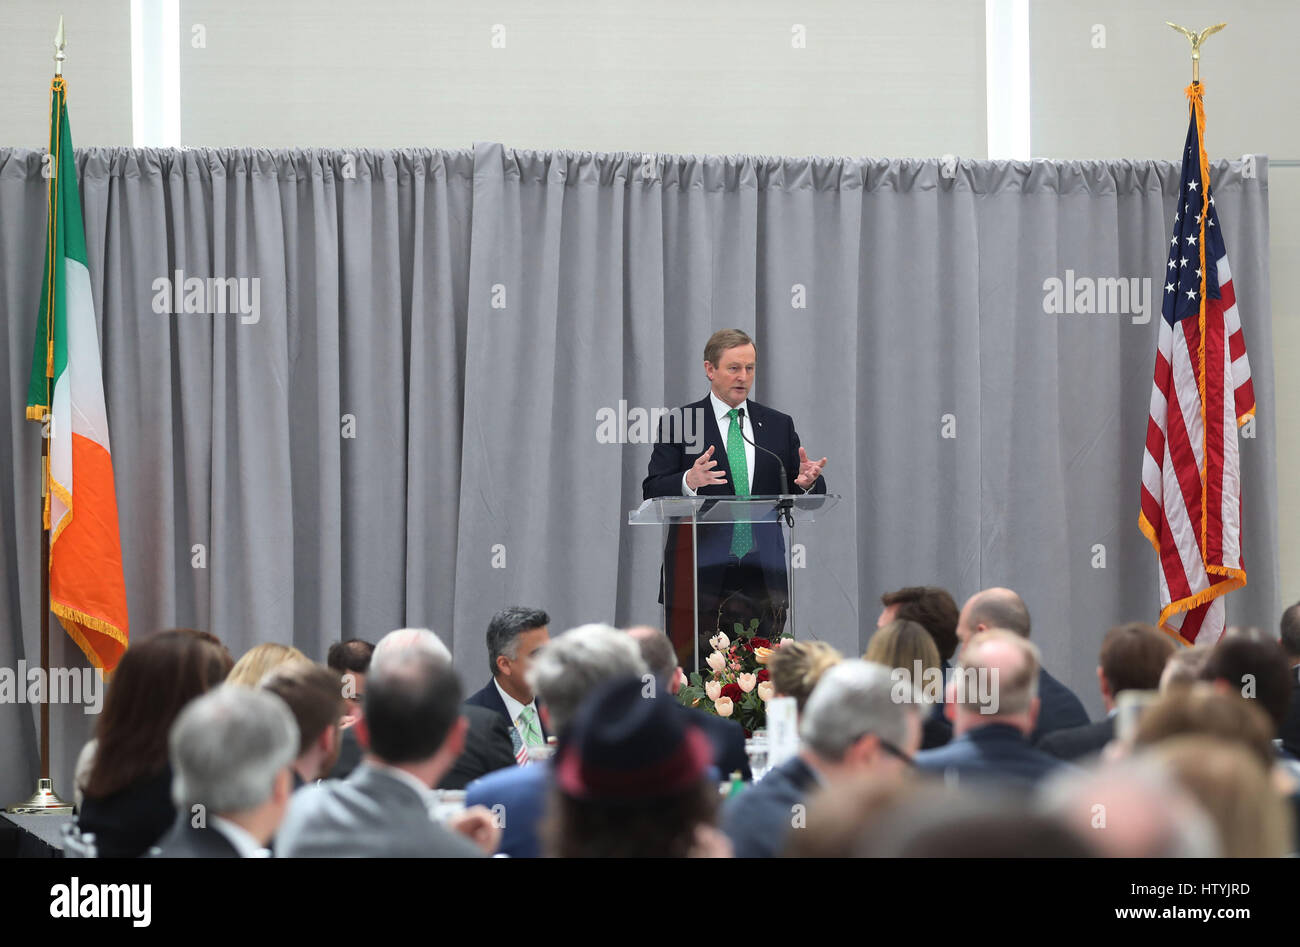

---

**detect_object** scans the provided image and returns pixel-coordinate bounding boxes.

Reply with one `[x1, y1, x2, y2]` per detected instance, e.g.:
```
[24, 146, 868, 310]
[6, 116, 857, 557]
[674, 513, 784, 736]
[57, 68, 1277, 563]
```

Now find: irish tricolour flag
[25, 77, 129, 671]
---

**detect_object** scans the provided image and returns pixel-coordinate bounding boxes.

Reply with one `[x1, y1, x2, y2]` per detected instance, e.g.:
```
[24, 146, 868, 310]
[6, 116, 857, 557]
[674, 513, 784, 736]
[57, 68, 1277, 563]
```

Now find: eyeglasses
[853, 732, 914, 766]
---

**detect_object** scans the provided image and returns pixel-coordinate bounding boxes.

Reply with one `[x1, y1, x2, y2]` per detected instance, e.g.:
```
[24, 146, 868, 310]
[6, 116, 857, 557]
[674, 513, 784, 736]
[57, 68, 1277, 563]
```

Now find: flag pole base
[4, 778, 74, 814]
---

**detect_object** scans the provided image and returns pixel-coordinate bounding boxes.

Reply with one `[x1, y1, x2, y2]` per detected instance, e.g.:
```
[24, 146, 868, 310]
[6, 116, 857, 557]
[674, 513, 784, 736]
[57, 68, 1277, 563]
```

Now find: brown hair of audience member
[545, 779, 719, 858]
[1132, 684, 1276, 771]
[326, 638, 375, 674]
[879, 587, 960, 661]
[260, 661, 346, 777]
[85, 629, 233, 799]
[1149, 736, 1292, 858]
[227, 642, 309, 687]
[864, 619, 941, 684]
[766, 640, 842, 712]
[1099, 622, 1176, 698]
[1159, 645, 1210, 691]
[1200, 630, 1294, 735]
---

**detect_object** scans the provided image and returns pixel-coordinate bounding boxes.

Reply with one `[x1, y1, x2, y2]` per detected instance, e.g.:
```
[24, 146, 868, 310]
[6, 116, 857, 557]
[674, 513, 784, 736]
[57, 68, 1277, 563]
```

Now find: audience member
[1200, 629, 1295, 747]
[721, 660, 919, 858]
[628, 625, 750, 779]
[77, 629, 232, 858]
[915, 630, 1069, 790]
[864, 618, 950, 749]
[543, 675, 726, 858]
[877, 586, 960, 663]
[765, 639, 841, 714]
[227, 642, 308, 687]
[152, 686, 298, 857]
[260, 661, 347, 787]
[1281, 602, 1300, 757]
[1159, 644, 1210, 691]
[465, 606, 552, 753]
[1039, 622, 1174, 762]
[275, 628, 496, 857]
[1149, 736, 1293, 857]
[325, 638, 374, 779]
[955, 588, 1089, 741]
[1130, 684, 1277, 770]
[1038, 756, 1220, 857]
[466, 624, 647, 857]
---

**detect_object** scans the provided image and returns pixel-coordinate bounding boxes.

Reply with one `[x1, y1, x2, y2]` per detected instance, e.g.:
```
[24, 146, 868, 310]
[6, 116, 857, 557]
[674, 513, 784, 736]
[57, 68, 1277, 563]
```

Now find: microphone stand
[736, 408, 795, 528]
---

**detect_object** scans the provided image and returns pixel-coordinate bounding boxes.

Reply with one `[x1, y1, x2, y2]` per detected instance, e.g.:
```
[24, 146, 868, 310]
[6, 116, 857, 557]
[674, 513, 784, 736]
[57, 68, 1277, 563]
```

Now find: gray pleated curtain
[0, 143, 1276, 802]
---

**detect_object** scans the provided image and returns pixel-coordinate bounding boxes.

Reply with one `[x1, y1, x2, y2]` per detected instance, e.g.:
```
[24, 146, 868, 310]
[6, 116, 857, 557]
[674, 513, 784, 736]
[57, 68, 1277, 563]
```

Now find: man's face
[706, 344, 755, 408]
[877, 603, 899, 628]
[498, 626, 550, 702]
[341, 671, 366, 726]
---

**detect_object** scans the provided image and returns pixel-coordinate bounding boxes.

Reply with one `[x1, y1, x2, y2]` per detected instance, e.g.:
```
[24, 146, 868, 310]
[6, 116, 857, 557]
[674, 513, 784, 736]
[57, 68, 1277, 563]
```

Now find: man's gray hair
[372, 627, 452, 671]
[800, 659, 914, 761]
[170, 684, 298, 814]
[526, 623, 647, 734]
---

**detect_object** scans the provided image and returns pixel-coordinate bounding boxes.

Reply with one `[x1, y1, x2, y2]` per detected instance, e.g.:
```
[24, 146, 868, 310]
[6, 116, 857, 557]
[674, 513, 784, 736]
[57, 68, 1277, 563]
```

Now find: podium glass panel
[629, 495, 840, 672]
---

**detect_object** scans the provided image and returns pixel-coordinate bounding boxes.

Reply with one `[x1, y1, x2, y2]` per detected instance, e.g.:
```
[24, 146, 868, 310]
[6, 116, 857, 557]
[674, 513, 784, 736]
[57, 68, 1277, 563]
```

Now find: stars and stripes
[1139, 83, 1254, 647]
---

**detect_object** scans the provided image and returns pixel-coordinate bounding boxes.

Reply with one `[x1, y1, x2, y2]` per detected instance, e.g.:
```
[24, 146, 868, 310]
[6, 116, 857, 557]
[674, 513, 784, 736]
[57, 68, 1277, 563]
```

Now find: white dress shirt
[683, 392, 755, 496]
[494, 678, 541, 744]
[209, 815, 272, 858]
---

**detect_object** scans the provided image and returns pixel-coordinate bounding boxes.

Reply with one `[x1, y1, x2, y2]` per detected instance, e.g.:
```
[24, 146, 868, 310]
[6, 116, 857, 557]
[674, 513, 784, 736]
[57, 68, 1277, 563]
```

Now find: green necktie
[517, 705, 544, 748]
[726, 408, 753, 559]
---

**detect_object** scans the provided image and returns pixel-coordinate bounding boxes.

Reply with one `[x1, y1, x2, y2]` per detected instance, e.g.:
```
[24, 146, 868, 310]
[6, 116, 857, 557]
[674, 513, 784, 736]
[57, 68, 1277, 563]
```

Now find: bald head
[950, 630, 1040, 735]
[957, 588, 1031, 646]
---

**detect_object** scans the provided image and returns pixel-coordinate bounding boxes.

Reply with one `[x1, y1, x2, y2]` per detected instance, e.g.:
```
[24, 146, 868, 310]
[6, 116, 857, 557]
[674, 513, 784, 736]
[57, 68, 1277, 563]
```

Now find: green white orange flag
[25, 77, 129, 671]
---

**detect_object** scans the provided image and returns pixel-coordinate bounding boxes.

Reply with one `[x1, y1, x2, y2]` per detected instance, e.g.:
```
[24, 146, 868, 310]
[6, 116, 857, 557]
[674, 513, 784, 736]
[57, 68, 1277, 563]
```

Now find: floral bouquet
[676, 618, 791, 735]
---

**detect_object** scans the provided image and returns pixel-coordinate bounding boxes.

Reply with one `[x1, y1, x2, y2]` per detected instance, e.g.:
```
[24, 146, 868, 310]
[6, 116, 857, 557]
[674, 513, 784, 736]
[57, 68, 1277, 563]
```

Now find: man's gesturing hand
[685, 445, 728, 491]
[793, 447, 827, 490]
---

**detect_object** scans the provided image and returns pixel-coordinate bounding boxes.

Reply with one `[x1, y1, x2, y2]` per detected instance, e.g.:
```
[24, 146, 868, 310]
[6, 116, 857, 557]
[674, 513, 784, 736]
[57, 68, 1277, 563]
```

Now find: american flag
[1139, 84, 1254, 647]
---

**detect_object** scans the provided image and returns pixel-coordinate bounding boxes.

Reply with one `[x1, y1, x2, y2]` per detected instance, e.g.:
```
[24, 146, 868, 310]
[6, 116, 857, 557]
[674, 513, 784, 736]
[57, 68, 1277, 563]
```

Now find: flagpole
[7, 16, 73, 816]
[1165, 21, 1226, 85]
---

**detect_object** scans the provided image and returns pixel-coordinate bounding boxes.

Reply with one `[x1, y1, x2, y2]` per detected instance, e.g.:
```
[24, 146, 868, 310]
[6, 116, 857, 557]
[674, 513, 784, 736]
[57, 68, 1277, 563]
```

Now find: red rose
[721, 682, 744, 702]
[757, 668, 770, 683]
[750, 637, 771, 650]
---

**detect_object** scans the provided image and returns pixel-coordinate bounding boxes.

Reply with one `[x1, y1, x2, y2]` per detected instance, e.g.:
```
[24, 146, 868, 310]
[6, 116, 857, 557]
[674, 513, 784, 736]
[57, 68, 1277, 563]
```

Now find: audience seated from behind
[1038, 622, 1174, 762]
[1280, 602, 1300, 759]
[876, 585, 961, 667]
[721, 660, 919, 858]
[465, 624, 647, 857]
[763, 639, 841, 719]
[226, 642, 308, 687]
[914, 630, 1071, 791]
[955, 587, 1090, 742]
[1200, 628, 1298, 767]
[151, 686, 298, 857]
[543, 675, 729, 858]
[76, 629, 232, 858]
[628, 624, 751, 779]
[275, 628, 498, 857]
[260, 661, 347, 788]
[863, 618, 951, 749]
[325, 638, 374, 780]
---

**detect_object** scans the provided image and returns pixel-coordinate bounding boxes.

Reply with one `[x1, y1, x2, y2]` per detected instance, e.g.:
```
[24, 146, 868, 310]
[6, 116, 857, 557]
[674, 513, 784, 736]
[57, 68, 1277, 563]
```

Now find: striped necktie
[517, 704, 544, 748]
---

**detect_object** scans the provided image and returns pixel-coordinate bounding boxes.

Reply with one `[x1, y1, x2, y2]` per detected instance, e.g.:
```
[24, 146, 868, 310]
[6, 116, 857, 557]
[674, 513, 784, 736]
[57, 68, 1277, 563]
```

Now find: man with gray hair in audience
[465, 623, 647, 857]
[915, 629, 1070, 790]
[275, 628, 499, 857]
[720, 659, 921, 858]
[151, 685, 298, 857]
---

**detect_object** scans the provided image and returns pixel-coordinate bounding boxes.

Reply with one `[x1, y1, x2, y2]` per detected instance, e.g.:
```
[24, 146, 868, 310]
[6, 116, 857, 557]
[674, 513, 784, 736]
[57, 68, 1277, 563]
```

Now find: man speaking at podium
[643, 329, 828, 669]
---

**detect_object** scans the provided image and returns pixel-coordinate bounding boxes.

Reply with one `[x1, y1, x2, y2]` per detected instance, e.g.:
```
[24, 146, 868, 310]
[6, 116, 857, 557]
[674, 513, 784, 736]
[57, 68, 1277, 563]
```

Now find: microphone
[736, 407, 795, 527]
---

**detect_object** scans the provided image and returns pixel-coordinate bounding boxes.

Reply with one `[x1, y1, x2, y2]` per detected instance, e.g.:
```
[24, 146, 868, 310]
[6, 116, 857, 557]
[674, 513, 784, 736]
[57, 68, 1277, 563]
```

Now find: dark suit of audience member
[465, 680, 551, 742]
[1037, 715, 1116, 762]
[150, 814, 242, 858]
[439, 705, 518, 790]
[922, 708, 953, 750]
[684, 704, 751, 781]
[720, 755, 819, 859]
[76, 768, 175, 859]
[916, 723, 1068, 791]
[328, 725, 364, 781]
[1029, 667, 1090, 743]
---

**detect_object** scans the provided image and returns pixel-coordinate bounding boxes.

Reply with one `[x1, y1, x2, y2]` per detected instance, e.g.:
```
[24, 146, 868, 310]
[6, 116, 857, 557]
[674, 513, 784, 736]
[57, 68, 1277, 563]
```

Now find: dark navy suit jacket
[642, 396, 826, 604]
[1037, 715, 1116, 762]
[720, 755, 820, 859]
[915, 723, 1071, 791]
[464, 679, 550, 742]
[1030, 667, 1090, 743]
[150, 814, 242, 858]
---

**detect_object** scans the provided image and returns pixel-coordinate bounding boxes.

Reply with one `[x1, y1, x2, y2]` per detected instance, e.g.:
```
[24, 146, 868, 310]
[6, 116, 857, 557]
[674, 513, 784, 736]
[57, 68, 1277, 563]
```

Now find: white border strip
[985, 0, 1030, 160]
[131, 0, 181, 146]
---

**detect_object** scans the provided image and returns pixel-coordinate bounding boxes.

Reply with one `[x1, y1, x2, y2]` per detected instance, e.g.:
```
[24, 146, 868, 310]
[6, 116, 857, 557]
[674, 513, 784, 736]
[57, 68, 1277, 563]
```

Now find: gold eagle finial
[1167, 22, 1227, 81]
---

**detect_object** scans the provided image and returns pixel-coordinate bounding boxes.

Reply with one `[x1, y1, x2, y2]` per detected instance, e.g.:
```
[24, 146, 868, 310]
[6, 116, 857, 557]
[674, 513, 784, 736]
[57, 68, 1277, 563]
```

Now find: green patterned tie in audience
[518, 704, 544, 747]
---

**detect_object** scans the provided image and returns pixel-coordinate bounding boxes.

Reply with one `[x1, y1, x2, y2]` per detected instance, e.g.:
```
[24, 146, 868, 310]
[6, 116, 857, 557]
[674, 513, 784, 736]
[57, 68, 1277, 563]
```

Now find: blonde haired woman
[864, 619, 950, 749]
[227, 642, 309, 687]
